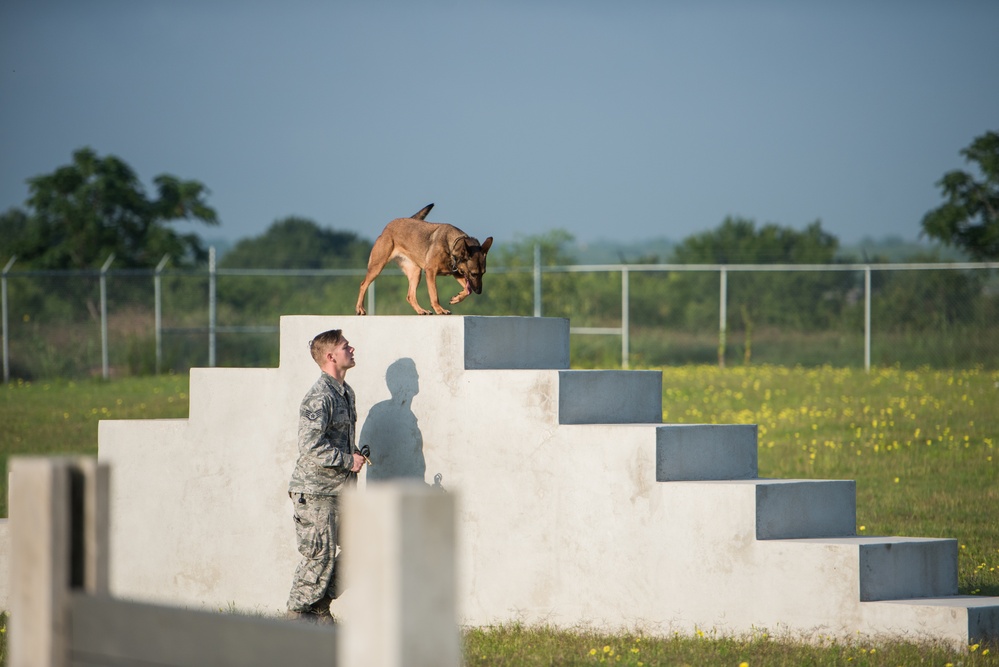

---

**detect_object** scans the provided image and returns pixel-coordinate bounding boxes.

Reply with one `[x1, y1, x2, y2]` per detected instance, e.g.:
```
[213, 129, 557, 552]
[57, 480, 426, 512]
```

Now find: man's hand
[350, 452, 366, 473]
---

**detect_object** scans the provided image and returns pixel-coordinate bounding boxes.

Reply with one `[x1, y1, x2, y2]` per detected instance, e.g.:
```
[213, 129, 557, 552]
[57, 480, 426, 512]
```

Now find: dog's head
[453, 236, 493, 294]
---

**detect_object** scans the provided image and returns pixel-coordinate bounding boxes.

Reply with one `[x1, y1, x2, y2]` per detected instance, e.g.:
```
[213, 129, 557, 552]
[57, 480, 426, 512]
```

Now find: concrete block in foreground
[341, 481, 460, 667]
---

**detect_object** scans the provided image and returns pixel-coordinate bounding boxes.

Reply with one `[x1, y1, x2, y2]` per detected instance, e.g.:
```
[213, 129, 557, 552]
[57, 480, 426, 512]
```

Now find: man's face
[330, 338, 356, 372]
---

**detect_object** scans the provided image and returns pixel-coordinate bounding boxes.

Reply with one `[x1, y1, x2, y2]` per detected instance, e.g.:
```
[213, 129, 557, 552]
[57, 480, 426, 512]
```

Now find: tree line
[1, 133, 996, 376]
[2, 131, 997, 270]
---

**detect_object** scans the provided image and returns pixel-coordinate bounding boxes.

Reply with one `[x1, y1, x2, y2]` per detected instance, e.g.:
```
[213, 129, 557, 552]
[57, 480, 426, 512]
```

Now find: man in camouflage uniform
[287, 328, 367, 622]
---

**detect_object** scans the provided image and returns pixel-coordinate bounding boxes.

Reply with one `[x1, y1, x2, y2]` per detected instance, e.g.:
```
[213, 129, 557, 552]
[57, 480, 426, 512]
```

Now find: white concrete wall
[84, 315, 999, 647]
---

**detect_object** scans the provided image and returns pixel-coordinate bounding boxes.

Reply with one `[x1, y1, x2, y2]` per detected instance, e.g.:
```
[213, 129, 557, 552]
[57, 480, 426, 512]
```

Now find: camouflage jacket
[288, 372, 359, 496]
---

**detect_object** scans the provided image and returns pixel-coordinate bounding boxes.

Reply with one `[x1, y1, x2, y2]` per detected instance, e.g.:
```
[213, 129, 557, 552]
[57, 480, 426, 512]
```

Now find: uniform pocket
[293, 501, 332, 564]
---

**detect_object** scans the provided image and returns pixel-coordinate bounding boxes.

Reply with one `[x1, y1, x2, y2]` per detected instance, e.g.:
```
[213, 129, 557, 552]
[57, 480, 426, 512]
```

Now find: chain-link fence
[3, 256, 997, 380]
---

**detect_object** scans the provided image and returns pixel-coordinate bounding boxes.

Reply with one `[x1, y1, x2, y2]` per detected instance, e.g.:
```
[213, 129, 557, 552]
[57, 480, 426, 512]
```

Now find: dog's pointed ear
[411, 203, 434, 220]
[481, 237, 493, 253]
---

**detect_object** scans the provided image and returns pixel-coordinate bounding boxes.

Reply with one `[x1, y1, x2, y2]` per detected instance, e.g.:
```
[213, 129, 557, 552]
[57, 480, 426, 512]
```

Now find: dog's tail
[410, 203, 434, 220]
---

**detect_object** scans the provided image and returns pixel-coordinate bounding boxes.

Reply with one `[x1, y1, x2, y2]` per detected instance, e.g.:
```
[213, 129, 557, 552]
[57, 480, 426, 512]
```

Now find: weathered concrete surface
[80, 316, 999, 647]
[340, 482, 460, 667]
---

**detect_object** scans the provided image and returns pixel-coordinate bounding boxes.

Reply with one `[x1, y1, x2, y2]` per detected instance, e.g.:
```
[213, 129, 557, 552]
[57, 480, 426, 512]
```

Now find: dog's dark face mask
[456, 236, 493, 294]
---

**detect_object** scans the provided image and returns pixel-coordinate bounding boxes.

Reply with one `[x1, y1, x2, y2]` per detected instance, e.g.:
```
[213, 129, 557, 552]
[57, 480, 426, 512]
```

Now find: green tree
[921, 130, 999, 260]
[671, 217, 838, 264]
[214, 217, 373, 326]
[661, 217, 848, 331]
[0, 147, 218, 269]
[873, 252, 984, 330]
[219, 216, 371, 269]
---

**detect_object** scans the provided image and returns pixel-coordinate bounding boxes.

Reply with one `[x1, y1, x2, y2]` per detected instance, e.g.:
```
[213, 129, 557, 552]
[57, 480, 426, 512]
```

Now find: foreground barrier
[8, 457, 458, 667]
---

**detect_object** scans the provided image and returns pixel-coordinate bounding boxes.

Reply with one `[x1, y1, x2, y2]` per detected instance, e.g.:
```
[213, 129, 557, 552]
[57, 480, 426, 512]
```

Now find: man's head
[309, 329, 356, 377]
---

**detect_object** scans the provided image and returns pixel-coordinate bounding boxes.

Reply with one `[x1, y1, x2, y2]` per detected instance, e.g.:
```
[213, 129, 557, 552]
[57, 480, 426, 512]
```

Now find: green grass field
[1, 365, 996, 664]
[0, 374, 191, 517]
[462, 624, 996, 666]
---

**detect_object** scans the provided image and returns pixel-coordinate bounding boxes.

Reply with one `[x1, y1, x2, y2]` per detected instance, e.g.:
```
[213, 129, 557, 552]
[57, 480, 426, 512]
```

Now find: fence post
[3, 256, 14, 384]
[621, 266, 630, 369]
[864, 265, 871, 372]
[341, 482, 460, 667]
[209, 246, 216, 368]
[718, 267, 728, 368]
[154, 255, 169, 375]
[100, 254, 115, 380]
[534, 244, 542, 317]
[368, 279, 376, 316]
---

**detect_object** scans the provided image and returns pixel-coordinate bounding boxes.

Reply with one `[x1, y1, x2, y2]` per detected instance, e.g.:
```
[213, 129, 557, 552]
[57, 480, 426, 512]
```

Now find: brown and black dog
[355, 204, 493, 315]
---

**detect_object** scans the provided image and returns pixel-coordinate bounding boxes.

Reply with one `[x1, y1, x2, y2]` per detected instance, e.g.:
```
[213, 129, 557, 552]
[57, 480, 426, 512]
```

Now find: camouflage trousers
[287, 493, 341, 613]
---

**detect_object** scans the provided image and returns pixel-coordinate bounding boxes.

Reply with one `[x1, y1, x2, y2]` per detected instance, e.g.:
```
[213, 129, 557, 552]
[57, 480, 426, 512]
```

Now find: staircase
[95, 315, 997, 648]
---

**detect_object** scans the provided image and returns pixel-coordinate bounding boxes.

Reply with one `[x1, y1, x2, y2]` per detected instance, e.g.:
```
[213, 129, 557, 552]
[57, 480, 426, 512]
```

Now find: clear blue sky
[2, 0, 997, 248]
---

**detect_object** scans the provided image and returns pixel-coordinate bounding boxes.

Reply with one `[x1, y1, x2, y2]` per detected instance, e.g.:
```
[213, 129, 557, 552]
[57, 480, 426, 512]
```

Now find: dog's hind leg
[355, 272, 377, 315]
[356, 236, 394, 315]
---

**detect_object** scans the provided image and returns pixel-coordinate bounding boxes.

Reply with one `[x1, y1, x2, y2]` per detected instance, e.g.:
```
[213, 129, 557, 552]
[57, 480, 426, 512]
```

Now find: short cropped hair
[308, 329, 343, 365]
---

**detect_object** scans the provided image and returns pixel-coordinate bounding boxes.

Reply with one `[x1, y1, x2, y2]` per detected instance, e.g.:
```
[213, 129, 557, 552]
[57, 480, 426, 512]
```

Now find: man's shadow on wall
[361, 357, 426, 482]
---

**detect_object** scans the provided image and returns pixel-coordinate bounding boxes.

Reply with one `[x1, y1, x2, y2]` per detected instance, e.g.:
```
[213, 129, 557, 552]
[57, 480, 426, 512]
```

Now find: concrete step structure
[557, 370, 663, 424]
[754, 479, 857, 539]
[655, 423, 758, 480]
[81, 315, 998, 648]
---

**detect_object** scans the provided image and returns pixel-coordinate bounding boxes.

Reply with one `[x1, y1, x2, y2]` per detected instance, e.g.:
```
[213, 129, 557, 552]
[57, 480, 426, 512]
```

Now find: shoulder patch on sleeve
[305, 410, 320, 421]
